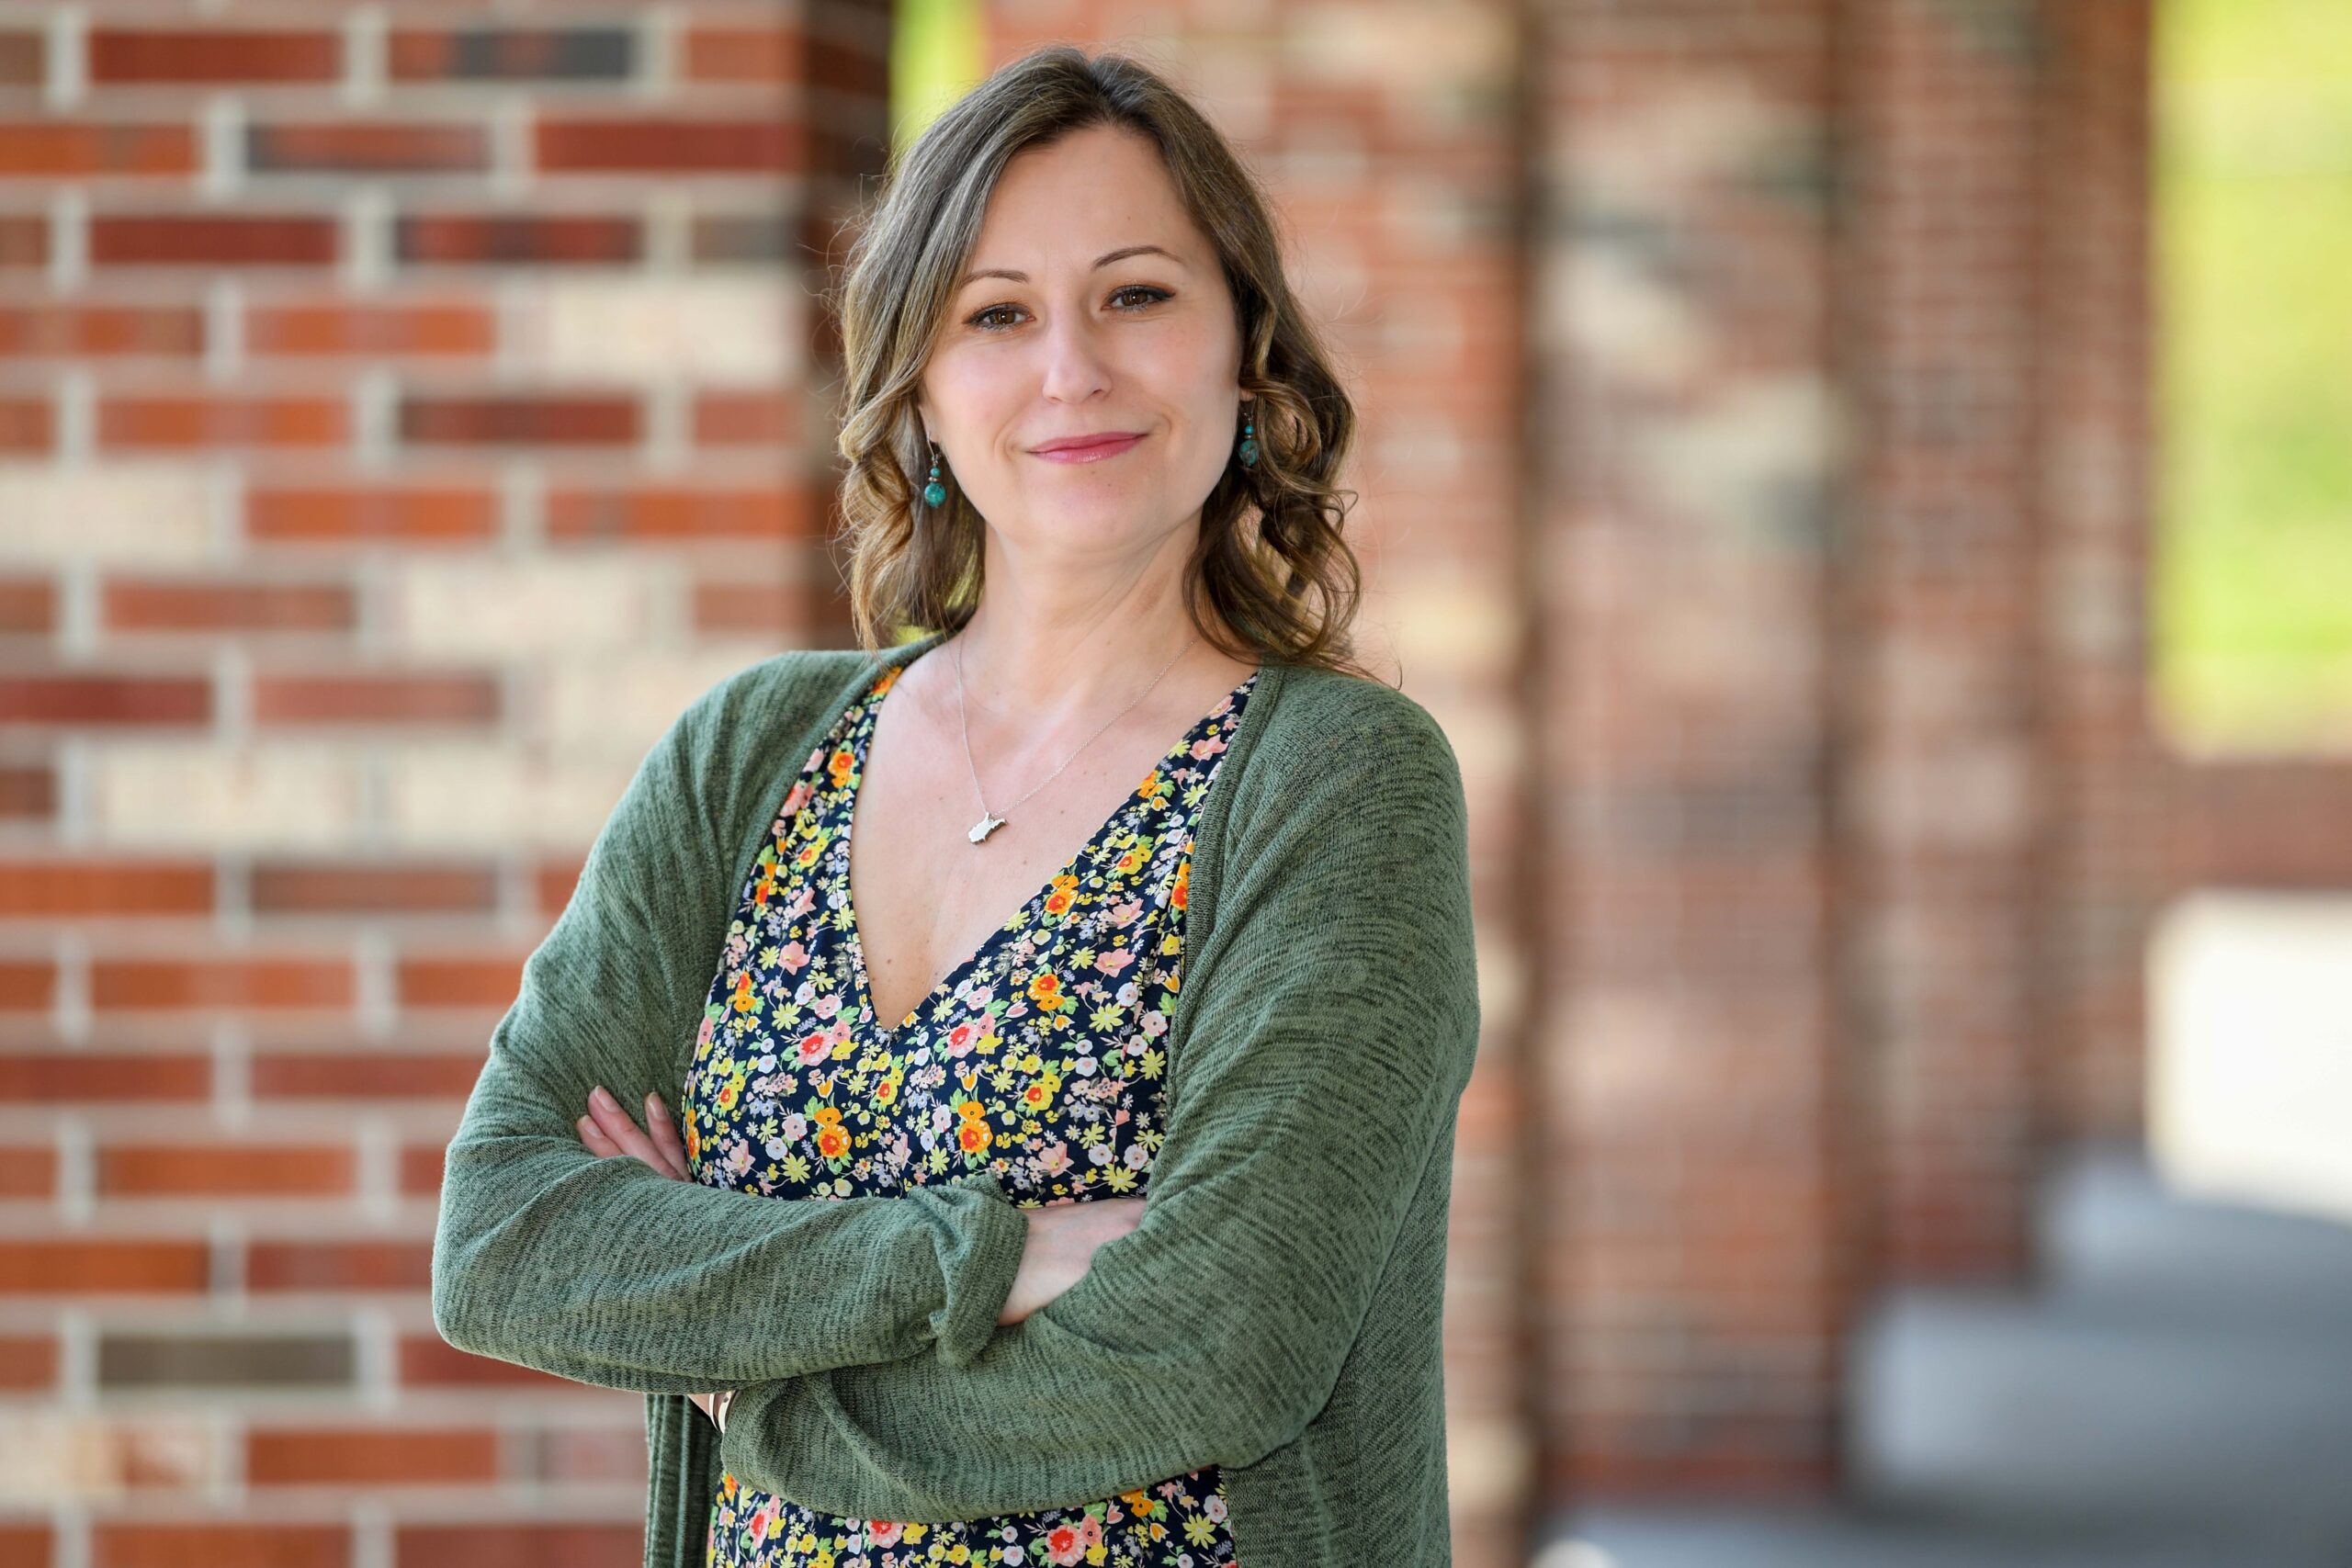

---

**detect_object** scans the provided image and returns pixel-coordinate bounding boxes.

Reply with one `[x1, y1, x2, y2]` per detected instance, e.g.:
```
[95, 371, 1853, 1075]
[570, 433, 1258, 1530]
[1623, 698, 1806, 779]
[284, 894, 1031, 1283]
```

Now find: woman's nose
[1035, 311, 1114, 403]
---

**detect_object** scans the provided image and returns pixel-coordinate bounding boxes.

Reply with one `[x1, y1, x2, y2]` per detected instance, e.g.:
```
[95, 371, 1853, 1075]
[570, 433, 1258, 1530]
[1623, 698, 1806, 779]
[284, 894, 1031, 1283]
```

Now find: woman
[430, 44, 1479, 1568]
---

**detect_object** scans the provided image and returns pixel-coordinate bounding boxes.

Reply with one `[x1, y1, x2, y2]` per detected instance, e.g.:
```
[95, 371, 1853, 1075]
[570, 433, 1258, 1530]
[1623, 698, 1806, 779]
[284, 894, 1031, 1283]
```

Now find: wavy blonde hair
[821, 44, 1374, 681]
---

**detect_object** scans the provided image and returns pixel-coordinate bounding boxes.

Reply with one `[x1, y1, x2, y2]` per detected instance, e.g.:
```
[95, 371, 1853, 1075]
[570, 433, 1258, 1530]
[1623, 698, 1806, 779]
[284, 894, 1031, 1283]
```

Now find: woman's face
[916, 123, 1246, 569]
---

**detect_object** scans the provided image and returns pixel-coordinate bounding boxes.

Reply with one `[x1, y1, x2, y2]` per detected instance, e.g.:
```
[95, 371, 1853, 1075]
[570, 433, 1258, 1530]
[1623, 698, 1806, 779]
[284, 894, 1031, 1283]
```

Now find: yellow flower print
[873, 1076, 898, 1107]
[716, 1075, 742, 1112]
[1020, 1080, 1053, 1111]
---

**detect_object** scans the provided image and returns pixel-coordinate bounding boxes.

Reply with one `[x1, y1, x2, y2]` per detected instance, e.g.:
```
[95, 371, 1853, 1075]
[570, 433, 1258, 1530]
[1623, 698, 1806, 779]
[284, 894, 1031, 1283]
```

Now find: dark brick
[691, 209, 792, 265]
[388, 26, 634, 81]
[89, 214, 337, 267]
[395, 212, 640, 266]
[246, 121, 489, 175]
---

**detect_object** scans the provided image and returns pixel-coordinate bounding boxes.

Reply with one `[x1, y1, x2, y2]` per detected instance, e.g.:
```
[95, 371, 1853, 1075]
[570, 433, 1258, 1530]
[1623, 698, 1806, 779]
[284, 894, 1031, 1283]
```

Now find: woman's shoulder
[1251, 659, 1461, 776]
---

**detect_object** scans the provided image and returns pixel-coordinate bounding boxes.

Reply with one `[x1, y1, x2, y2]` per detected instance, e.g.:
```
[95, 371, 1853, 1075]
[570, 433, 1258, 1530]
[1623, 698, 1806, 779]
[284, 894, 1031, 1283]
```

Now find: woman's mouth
[1030, 433, 1145, 464]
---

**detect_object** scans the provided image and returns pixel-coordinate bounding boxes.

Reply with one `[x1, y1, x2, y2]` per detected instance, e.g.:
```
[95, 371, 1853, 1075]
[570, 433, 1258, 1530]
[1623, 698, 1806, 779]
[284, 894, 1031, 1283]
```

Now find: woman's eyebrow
[957, 244, 1184, 288]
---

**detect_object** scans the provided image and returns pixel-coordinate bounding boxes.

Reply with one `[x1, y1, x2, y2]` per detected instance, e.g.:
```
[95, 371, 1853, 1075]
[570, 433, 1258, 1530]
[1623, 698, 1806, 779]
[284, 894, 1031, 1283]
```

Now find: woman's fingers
[584, 1086, 672, 1173]
[577, 1113, 618, 1155]
[642, 1091, 691, 1180]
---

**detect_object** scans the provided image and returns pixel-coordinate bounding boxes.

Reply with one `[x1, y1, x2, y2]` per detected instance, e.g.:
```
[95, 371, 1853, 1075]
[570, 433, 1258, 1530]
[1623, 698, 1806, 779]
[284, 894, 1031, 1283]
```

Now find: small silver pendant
[968, 813, 1006, 844]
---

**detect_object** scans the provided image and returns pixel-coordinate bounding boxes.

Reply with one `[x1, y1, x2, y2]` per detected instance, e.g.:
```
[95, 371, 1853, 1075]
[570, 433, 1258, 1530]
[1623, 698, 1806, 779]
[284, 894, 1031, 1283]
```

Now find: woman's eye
[967, 286, 1171, 333]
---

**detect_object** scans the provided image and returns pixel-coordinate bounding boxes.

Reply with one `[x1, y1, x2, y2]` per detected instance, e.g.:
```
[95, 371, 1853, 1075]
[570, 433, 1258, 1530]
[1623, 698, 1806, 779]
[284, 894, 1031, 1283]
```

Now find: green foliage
[890, 0, 984, 152]
[2154, 0, 2352, 749]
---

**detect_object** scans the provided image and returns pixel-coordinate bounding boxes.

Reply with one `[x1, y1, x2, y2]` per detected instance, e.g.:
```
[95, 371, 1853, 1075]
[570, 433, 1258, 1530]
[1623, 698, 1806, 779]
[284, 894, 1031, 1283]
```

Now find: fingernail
[592, 1086, 614, 1110]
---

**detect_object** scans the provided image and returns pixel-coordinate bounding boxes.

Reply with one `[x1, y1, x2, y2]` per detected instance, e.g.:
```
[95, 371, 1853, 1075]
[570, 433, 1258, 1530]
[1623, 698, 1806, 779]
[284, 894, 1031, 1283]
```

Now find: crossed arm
[430, 670, 1033, 1390]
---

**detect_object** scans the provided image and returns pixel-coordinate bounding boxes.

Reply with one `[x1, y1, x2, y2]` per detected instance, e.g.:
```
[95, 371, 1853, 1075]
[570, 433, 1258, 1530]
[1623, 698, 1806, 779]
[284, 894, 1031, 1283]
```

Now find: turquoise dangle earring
[1238, 404, 1259, 468]
[922, 440, 948, 506]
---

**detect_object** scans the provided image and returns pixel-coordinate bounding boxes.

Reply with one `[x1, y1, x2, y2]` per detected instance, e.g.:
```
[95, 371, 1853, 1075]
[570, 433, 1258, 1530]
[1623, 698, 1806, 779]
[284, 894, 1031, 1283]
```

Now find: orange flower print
[1170, 858, 1190, 911]
[729, 972, 758, 1014]
[1042, 872, 1080, 919]
[816, 1121, 850, 1159]
[957, 1116, 992, 1155]
[825, 747, 856, 788]
[1027, 970, 1065, 1010]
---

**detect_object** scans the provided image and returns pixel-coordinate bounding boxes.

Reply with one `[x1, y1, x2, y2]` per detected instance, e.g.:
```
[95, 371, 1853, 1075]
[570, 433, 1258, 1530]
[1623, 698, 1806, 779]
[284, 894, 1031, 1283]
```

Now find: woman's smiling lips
[1029, 432, 1145, 463]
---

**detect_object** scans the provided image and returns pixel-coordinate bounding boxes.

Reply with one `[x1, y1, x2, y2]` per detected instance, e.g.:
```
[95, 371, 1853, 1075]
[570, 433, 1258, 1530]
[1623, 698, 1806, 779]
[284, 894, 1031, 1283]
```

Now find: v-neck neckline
[836, 658, 1261, 1047]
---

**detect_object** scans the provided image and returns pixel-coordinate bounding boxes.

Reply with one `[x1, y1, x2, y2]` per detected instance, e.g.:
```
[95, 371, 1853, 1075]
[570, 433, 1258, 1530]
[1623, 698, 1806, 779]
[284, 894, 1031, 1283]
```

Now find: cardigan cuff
[923, 1170, 1028, 1369]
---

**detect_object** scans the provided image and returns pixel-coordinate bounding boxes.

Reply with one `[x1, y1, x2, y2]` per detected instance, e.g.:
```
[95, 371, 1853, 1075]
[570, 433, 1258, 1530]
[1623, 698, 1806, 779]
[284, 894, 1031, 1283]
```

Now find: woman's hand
[578, 1083, 689, 1180]
[577, 1085, 722, 1423]
[1000, 1196, 1147, 1325]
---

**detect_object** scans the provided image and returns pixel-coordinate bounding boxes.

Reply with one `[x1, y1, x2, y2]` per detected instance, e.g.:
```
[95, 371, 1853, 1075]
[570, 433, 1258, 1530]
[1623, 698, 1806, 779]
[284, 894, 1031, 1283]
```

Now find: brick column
[1532, 0, 1849, 1496]
[0, 1, 880, 1552]
[1838, 0, 2044, 1280]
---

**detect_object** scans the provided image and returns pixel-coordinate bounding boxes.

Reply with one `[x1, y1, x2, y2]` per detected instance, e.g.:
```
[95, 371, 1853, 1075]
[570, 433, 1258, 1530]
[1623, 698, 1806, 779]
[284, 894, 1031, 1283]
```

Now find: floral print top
[682, 653, 1261, 1568]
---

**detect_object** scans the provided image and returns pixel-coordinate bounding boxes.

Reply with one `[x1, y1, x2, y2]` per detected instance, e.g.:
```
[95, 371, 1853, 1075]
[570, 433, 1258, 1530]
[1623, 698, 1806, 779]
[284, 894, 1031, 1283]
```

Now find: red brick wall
[0, 1, 883, 1555]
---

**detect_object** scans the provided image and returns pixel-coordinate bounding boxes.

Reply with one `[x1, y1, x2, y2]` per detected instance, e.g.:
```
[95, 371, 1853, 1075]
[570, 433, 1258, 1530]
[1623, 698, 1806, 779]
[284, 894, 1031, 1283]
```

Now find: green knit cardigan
[430, 626, 1481, 1568]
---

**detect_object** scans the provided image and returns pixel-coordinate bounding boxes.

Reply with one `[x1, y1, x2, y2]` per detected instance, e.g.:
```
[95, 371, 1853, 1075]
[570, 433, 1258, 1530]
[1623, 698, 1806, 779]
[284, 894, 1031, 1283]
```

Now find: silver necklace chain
[952, 631, 1195, 845]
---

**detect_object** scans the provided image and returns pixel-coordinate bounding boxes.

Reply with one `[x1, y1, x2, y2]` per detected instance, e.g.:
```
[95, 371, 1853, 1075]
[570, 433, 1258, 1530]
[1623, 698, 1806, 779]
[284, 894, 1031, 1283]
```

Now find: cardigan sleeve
[712, 699, 1481, 1520]
[430, 666, 1031, 1391]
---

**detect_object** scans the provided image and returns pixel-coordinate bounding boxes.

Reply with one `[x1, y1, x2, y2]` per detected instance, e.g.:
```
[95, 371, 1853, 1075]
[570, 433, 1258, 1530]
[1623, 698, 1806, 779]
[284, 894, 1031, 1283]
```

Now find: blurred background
[1, 0, 2347, 1564]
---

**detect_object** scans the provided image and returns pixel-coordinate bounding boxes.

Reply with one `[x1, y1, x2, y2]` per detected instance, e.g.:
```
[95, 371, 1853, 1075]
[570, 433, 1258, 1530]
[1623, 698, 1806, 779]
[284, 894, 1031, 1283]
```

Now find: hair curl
[820, 43, 1376, 681]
